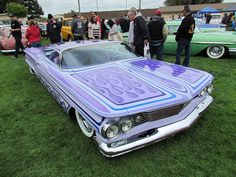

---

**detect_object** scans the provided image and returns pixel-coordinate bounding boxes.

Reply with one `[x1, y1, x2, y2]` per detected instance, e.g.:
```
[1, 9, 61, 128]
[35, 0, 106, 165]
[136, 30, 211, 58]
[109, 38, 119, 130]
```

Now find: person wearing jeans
[10, 15, 24, 58]
[25, 19, 41, 48]
[71, 14, 85, 40]
[176, 38, 190, 66]
[175, 5, 195, 67]
[148, 10, 168, 60]
[149, 42, 164, 60]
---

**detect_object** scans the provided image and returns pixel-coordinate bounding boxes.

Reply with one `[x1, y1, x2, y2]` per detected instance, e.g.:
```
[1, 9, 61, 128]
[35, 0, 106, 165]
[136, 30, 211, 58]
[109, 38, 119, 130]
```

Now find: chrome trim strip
[192, 42, 235, 45]
[229, 48, 236, 53]
[96, 95, 213, 157]
[0, 49, 15, 53]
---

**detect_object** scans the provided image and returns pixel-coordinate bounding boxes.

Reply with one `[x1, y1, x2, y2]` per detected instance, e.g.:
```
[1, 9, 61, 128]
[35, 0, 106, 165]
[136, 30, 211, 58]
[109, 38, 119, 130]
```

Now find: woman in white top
[107, 19, 123, 41]
[88, 16, 101, 39]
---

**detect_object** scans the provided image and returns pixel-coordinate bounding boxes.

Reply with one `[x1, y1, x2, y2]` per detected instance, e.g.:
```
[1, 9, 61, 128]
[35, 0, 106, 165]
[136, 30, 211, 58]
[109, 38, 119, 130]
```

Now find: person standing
[88, 16, 101, 39]
[221, 13, 228, 25]
[148, 10, 168, 60]
[205, 13, 212, 24]
[10, 15, 25, 58]
[101, 18, 108, 39]
[25, 19, 41, 47]
[107, 19, 122, 41]
[47, 14, 62, 44]
[128, 7, 150, 56]
[127, 20, 134, 49]
[175, 5, 195, 67]
[92, 12, 101, 37]
[71, 14, 85, 40]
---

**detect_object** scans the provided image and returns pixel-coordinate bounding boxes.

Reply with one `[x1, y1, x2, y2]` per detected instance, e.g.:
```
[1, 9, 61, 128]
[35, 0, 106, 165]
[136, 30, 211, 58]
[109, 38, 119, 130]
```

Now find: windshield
[61, 43, 137, 69]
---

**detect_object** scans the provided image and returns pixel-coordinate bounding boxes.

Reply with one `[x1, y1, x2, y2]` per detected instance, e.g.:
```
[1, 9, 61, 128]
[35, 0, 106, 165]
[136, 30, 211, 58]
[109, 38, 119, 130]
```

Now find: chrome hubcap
[82, 119, 93, 133]
[210, 46, 222, 56]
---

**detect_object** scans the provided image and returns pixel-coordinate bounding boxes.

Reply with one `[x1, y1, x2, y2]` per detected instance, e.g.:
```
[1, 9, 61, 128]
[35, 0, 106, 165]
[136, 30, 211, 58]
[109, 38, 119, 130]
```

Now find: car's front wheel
[206, 46, 225, 59]
[75, 110, 95, 138]
[29, 66, 35, 75]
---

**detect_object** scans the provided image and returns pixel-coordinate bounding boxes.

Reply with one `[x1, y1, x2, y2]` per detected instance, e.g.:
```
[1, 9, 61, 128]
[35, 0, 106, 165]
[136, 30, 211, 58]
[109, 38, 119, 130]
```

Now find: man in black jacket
[175, 5, 195, 67]
[128, 8, 150, 56]
[10, 15, 25, 58]
[47, 14, 62, 44]
[148, 10, 168, 60]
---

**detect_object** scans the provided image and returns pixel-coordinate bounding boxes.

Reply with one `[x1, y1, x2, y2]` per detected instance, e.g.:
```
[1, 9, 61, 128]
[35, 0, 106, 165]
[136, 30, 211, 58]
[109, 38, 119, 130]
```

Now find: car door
[41, 48, 71, 111]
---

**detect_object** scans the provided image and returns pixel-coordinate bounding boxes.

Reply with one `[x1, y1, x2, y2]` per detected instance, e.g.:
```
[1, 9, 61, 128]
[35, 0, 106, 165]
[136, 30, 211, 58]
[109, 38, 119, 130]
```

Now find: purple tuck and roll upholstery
[24, 41, 214, 157]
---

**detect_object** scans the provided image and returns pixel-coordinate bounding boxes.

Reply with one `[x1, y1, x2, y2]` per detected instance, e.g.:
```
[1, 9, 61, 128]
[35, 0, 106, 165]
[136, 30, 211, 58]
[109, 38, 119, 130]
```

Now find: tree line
[0, 0, 44, 18]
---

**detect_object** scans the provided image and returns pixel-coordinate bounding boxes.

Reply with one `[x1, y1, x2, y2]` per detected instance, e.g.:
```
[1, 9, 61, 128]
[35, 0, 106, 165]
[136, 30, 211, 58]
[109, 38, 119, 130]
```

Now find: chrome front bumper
[95, 95, 213, 158]
[0, 49, 15, 53]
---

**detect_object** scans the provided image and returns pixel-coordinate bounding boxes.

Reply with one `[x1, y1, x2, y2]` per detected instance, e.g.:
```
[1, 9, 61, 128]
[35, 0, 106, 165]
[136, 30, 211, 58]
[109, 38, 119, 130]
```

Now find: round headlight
[105, 124, 119, 139]
[134, 114, 145, 124]
[199, 88, 206, 97]
[120, 118, 133, 133]
[207, 84, 213, 94]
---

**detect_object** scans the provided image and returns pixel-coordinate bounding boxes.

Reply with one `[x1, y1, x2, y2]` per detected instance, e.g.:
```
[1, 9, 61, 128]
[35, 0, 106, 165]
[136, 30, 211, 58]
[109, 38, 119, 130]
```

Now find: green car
[123, 21, 236, 59]
[164, 21, 236, 59]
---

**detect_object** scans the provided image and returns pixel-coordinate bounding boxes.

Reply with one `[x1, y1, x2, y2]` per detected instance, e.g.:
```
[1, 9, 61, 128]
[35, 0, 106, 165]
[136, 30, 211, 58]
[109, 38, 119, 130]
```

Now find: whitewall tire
[206, 46, 225, 59]
[29, 67, 35, 74]
[75, 110, 94, 138]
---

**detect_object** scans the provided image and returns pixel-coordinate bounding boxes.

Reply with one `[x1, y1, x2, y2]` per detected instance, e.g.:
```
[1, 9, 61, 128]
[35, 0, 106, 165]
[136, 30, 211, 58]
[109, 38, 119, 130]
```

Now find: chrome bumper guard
[95, 95, 213, 158]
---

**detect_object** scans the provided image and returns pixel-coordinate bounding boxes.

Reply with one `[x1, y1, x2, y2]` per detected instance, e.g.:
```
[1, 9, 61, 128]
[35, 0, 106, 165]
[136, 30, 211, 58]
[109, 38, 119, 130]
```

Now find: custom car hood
[70, 58, 213, 117]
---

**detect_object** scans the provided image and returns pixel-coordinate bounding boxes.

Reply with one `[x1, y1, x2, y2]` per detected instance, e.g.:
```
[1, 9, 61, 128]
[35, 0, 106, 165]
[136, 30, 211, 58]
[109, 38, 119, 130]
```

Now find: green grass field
[0, 48, 236, 177]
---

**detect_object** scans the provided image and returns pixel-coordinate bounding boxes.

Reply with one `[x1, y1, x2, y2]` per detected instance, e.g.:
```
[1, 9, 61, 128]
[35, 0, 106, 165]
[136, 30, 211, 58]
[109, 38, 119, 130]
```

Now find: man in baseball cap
[148, 9, 168, 60]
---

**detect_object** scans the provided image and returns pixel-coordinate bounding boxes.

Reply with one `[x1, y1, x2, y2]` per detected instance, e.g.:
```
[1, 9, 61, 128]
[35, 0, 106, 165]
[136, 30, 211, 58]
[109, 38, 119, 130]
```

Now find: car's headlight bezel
[102, 123, 119, 139]
[102, 114, 147, 139]
[198, 83, 214, 97]
[207, 84, 214, 94]
[199, 88, 207, 97]
[120, 118, 133, 133]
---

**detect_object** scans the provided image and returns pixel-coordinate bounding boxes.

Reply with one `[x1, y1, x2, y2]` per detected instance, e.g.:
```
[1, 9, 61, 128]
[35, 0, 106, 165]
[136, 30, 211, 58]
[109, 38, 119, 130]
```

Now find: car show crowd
[0, 5, 236, 65]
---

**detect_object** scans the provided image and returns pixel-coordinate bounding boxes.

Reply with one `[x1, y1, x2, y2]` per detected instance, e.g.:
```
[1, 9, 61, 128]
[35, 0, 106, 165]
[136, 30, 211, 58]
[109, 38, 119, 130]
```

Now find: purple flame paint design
[73, 66, 165, 105]
[131, 59, 204, 84]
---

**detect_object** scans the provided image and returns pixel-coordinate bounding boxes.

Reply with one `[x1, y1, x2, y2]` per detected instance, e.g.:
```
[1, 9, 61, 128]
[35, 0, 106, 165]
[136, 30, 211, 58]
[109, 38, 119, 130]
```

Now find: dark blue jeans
[150, 43, 164, 60]
[29, 42, 41, 48]
[73, 35, 84, 41]
[14, 36, 25, 58]
[135, 44, 144, 57]
[176, 38, 191, 66]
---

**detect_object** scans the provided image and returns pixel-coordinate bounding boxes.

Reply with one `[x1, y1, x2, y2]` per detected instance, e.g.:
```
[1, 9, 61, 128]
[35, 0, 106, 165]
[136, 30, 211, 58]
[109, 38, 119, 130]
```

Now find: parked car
[24, 41, 214, 157]
[164, 21, 236, 59]
[61, 18, 73, 41]
[0, 26, 28, 53]
[38, 23, 47, 37]
[124, 21, 236, 59]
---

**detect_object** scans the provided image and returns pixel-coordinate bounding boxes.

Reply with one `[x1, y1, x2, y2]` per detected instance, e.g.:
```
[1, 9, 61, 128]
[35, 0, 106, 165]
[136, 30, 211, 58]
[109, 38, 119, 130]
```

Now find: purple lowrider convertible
[24, 41, 214, 157]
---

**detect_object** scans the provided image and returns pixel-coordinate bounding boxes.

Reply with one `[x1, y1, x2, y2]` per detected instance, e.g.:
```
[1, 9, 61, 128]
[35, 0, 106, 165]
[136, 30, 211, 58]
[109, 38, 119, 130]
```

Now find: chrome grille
[142, 104, 185, 121]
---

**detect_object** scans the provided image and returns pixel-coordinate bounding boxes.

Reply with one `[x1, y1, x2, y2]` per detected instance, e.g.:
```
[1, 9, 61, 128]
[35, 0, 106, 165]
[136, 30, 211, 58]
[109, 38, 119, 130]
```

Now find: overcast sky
[38, 0, 235, 16]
